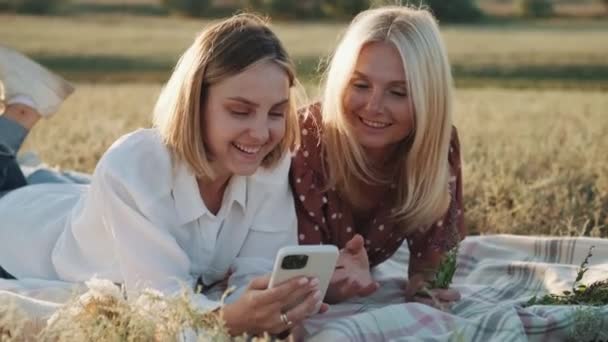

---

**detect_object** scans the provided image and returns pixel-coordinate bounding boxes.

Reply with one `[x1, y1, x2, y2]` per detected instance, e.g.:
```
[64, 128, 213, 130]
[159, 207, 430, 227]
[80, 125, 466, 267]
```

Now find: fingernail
[313, 290, 322, 300]
[309, 278, 320, 287]
[299, 277, 309, 285]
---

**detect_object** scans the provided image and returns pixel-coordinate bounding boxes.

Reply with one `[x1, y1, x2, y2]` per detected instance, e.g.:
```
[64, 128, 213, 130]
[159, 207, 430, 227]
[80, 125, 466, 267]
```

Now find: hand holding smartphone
[269, 245, 339, 313]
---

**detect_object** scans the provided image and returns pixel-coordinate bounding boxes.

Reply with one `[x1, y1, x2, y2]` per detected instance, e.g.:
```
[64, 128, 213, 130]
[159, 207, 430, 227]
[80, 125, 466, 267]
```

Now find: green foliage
[430, 245, 459, 289]
[161, 0, 211, 17]
[321, 0, 369, 19]
[246, 0, 366, 19]
[526, 246, 608, 307]
[0, 0, 63, 14]
[421, 0, 483, 23]
[518, 0, 554, 18]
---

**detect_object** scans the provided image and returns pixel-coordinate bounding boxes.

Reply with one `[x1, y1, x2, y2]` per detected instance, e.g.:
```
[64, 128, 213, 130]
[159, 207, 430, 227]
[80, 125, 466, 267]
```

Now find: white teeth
[233, 143, 262, 154]
[360, 117, 391, 128]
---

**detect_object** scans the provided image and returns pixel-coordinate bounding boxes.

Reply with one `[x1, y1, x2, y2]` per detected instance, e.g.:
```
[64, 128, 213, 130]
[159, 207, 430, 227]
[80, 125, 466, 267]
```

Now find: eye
[269, 112, 285, 119]
[230, 110, 249, 116]
[390, 90, 407, 97]
[353, 82, 369, 89]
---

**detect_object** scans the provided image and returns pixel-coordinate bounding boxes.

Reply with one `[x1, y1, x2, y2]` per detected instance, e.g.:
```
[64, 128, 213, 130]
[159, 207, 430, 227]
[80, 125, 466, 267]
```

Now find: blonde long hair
[153, 14, 300, 180]
[321, 6, 454, 233]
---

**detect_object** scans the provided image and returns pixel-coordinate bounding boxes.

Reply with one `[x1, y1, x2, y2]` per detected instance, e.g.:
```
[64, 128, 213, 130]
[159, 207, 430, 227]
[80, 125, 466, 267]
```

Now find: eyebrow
[353, 70, 407, 86]
[227, 97, 289, 108]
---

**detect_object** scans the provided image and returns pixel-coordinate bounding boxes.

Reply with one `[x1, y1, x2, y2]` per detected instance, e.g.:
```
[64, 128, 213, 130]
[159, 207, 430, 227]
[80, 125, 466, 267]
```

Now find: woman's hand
[220, 274, 328, 336]
[325, 234, 380, 304]
[403, 273, 461, 310]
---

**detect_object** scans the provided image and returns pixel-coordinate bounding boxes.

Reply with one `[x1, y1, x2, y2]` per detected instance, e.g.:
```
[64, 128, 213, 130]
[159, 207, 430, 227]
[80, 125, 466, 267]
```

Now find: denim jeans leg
[0, 116, 28, 192]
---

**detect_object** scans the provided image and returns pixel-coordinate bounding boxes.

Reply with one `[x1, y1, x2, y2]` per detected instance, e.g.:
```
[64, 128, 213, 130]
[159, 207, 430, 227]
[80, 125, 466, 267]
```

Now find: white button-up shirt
[0, 129, 297, 310]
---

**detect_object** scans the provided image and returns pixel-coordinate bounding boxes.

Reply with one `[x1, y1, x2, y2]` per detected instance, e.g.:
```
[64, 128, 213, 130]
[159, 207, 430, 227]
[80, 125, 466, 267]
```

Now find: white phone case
[269, 245, 339, 311]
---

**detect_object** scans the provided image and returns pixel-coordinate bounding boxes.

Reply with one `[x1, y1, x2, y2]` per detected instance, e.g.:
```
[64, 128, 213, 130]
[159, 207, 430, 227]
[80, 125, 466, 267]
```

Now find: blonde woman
[0, 14, 326, 336]
[291, 6, 465, 306]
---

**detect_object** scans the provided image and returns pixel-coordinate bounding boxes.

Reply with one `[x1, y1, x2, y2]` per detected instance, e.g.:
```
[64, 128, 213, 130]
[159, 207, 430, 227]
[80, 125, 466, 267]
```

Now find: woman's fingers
[248, 274, 272, 290]
[344, 234, 365, 253]
[256, 276, 314, 306]
[358, 280, 380, 297]
[403, 274, 426, 300]
[432, 288, 461, 302]
[283, 288, 323, 323]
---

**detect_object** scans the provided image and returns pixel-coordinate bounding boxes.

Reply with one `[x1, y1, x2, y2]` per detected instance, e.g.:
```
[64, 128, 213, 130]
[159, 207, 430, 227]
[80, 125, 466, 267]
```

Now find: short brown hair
[153, 13, 300, 179]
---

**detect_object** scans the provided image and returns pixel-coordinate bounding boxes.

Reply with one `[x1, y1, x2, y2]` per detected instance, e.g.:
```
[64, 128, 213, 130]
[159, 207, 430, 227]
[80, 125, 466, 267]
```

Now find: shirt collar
[172, 161, 246, 225]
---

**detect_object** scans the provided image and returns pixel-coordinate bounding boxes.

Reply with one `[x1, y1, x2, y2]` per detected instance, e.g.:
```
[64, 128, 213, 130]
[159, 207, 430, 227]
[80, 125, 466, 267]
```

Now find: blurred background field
[1, 0, 607, 237]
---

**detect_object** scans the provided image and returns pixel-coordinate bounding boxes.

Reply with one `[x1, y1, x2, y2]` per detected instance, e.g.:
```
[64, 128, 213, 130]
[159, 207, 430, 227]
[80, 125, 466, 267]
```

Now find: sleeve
[94, 158, 221, 312]
[407, 127, 465, 279]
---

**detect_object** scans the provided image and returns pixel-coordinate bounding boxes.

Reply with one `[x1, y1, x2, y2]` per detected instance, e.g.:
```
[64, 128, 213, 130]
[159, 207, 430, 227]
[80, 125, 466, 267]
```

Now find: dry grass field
[20, 84, 608, 237]
[1, 13, 608, 87]
[2, 5, 608, 237]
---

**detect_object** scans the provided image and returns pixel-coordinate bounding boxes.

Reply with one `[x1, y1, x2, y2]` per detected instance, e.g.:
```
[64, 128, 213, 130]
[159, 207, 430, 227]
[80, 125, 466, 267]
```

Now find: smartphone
[269, 245, 339, 312]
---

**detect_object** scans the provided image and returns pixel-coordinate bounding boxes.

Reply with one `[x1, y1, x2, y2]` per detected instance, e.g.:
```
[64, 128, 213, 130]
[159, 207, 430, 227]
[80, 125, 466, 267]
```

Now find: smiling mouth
[232, 142, 263, 155]
[359, 116, 392, 129]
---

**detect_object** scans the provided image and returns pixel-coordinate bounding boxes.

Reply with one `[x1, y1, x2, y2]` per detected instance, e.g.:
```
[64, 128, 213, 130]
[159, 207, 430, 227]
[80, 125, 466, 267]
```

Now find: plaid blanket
[2, 235, 607, 340]
[303, 234, 608, 341]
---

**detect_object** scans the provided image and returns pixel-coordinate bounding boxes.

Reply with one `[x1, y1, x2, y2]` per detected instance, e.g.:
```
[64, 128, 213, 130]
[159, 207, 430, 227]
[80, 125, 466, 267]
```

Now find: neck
[197, 173, 231, 215]
[362, 144, 401, 177]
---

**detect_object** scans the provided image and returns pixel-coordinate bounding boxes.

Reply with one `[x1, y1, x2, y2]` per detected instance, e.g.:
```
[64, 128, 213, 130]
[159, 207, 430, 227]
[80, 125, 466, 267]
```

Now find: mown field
[2, 14, 608, 87]
[1, 13, 607, 237]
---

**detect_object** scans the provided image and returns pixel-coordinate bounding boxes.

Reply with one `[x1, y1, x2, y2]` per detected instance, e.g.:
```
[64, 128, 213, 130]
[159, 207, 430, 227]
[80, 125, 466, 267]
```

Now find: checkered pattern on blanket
[303, 235, 608, 341]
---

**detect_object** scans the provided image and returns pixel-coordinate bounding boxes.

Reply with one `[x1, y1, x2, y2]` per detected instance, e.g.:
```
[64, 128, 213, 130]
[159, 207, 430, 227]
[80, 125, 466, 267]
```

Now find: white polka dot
[378, 225, 384, 231]
[322, 196, 328, 203]
[331, 213, 337, 219]
[375, 247, 381, 252]
[450, 147, 454, 154]
[365, 239, 371, 245]
[314, 225, 319, 231]
[322, 218, 326, 223]
[302, 128, 308, 136]
[338, 213, 343, 219]
[310, 184, 315, 189]
[457, 209, 462, 216]
[303, 150, 309, 158]
[346, 226, 352, 233]
[299, 195, 306, 202]
[416, 252, 422, 258]
[299, 234, 306, 240]
[373, 219, 377, 224]
[296, 178, 301, 183]
[437, 220, 443, 227]
[309, 212, 315, 217]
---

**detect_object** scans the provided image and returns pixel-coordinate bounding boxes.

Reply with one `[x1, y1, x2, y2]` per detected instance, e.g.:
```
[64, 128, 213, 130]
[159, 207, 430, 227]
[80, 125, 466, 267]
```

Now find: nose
[365, 88, 383, 115]
[249, 115, 270, 142]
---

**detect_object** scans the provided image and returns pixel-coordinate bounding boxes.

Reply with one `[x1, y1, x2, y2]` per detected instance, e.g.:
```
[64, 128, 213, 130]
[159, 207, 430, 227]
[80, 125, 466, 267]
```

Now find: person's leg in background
[0, 46, 75, 279]
[0, 101, 40, 193]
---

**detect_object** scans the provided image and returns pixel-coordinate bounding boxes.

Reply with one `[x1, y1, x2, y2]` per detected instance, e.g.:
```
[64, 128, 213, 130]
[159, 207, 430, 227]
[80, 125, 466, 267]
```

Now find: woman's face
[343, 41, 414, 161]
[203, 60, 289, 178]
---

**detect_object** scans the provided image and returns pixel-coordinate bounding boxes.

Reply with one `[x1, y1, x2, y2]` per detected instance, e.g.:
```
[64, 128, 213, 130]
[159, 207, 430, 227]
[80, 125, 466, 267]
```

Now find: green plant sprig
[525, 246, 608, 307]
